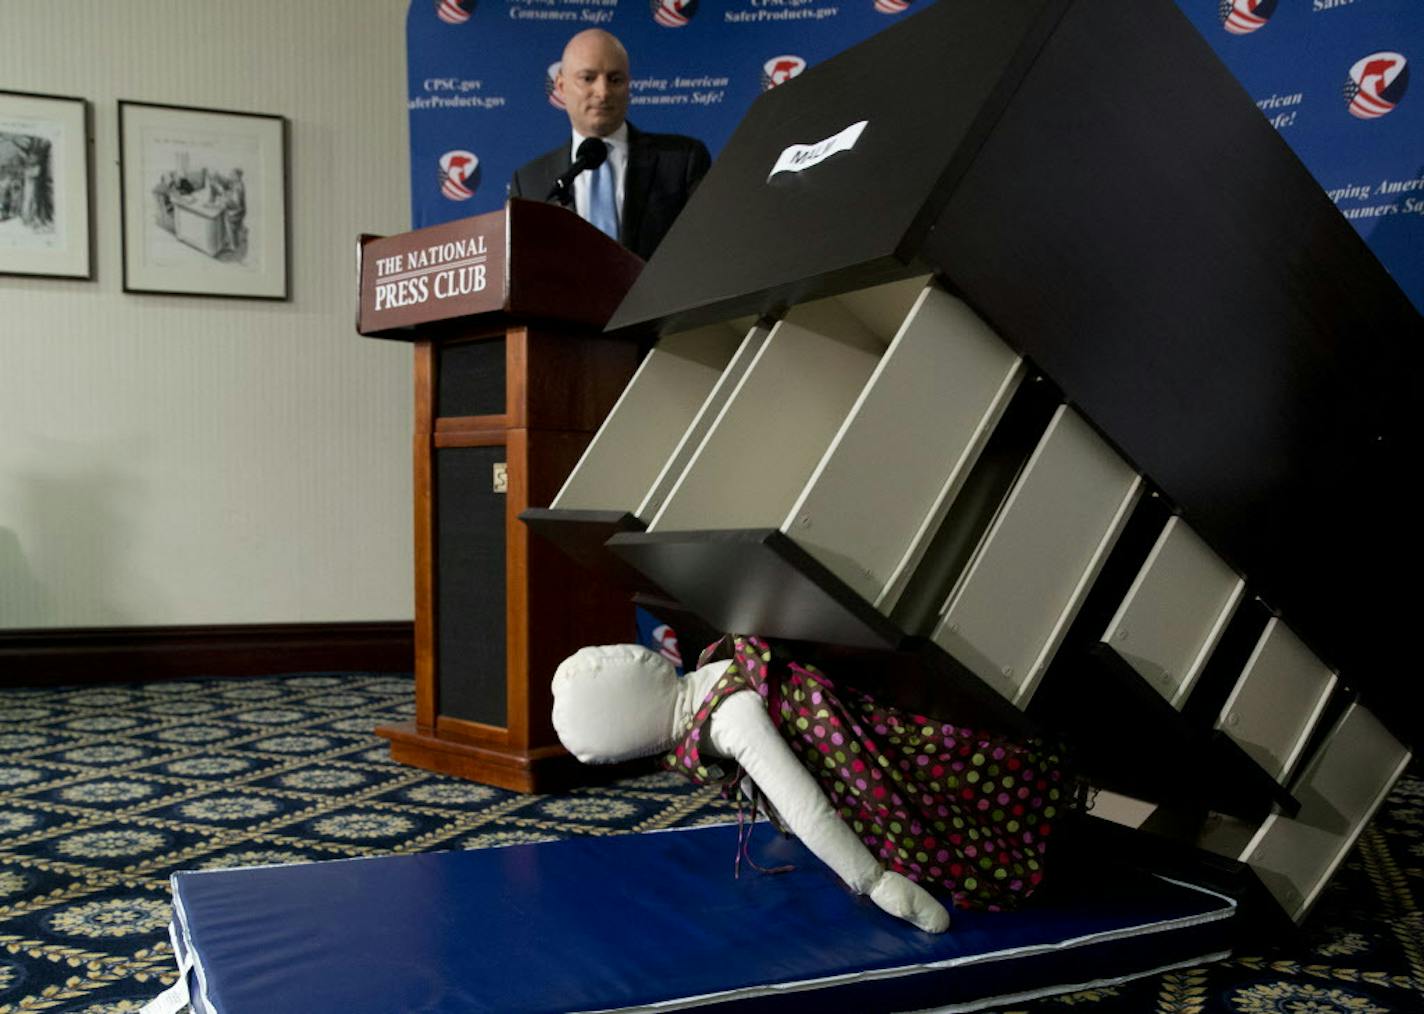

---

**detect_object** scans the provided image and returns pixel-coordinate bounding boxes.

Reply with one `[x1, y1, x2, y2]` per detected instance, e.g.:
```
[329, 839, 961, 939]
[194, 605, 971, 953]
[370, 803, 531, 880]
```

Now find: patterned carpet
[0, 671, 1419, 1014]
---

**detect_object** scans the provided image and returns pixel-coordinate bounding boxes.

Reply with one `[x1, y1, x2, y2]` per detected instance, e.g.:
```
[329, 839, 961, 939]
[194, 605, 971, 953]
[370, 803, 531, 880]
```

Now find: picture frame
[118, 100, 288, 300]
[0, 89, 93, 280]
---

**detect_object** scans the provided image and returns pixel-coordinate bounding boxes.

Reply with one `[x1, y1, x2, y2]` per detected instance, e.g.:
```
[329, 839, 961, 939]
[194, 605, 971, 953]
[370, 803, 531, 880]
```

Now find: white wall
[0, 1, 414, 628]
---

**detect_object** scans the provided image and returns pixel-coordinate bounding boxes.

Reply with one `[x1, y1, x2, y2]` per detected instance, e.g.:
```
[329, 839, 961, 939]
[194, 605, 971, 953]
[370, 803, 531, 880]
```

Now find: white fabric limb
[706, 689, 950, 933]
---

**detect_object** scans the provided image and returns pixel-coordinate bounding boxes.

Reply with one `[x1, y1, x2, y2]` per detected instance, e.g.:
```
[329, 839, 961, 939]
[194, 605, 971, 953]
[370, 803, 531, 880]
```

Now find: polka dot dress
[665, 636, 1080, 911]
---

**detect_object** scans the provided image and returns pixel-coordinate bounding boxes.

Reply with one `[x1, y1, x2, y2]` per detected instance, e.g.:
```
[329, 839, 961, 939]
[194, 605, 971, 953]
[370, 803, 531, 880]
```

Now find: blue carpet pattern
[0, 672, 1419, 1013]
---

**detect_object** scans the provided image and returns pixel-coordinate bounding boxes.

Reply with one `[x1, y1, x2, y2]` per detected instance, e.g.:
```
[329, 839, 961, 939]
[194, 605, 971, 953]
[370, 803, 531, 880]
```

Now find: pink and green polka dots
[664, 636, 1079, 912]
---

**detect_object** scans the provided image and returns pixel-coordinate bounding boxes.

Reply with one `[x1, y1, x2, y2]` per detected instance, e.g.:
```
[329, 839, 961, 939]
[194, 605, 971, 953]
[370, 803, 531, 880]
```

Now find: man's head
[556, 29, 630, 138]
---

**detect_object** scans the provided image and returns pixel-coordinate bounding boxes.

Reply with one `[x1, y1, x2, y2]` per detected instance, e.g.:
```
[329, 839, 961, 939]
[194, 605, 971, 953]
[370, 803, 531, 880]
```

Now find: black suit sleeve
[509, 146, 569, 205]
[685, 140, 712, 198]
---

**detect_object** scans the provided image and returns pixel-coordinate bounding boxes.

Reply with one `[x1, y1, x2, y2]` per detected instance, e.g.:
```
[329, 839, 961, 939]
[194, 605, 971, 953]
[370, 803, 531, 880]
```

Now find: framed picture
[0, 90, 92, 280]
[118, 101, 288, 299]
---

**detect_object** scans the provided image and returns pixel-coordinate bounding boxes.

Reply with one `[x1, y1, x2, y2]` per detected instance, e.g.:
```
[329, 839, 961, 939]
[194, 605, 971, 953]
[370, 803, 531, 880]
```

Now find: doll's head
[551, 644, 682, 764]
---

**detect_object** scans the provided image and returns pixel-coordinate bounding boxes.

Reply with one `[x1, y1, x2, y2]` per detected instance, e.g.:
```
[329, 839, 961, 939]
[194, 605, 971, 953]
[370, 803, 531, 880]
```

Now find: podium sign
[358, 211, 507, 334]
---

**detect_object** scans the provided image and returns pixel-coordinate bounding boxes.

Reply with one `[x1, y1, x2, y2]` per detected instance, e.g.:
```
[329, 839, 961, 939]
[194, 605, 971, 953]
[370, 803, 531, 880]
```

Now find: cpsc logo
[651, 0, 698, 27]
[874, 0, 911, 14]
[650, 624, 682, 667]
[1219, 0, 1275, 36]
[435, 0, 473, 25]
[545, 62, 566, 110]
[761, 55, 807, 92]
[1345, 52, 1409, 119]
[439, 151, 479, 201]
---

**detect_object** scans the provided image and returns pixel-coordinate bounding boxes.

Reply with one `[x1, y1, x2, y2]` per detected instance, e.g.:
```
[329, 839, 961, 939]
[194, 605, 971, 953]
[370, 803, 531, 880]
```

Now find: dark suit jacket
[509, 123, 711, 260]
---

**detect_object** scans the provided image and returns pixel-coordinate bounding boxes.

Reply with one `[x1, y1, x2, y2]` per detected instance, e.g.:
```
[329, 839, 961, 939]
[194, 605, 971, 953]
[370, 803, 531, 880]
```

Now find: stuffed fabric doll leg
[551, 644, 951, 933]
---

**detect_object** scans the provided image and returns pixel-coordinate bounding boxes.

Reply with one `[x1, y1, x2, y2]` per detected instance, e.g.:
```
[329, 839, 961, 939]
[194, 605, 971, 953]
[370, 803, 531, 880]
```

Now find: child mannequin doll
[552, 636, 1079, 934]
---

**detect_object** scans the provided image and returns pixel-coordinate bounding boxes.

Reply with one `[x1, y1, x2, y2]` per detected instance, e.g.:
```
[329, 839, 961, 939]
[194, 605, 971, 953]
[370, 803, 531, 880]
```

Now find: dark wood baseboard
[0, 621, 414, 686]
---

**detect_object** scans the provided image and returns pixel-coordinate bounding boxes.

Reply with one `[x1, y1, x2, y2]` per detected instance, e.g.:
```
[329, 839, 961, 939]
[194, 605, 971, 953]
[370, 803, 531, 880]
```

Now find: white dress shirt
[570, 123, 629, 235]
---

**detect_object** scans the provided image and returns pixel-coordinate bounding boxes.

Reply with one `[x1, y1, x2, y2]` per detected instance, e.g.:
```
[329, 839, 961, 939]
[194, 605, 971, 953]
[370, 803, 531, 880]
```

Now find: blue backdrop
[407, 0, 1422, 313]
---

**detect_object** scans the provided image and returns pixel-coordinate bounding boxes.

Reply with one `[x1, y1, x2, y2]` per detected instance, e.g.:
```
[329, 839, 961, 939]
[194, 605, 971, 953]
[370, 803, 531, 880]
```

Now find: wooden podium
[357, 199, 641, 791]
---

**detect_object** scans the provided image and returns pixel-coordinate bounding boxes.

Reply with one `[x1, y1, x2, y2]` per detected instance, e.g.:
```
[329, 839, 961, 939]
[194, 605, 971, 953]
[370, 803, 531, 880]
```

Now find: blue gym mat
[159, 823, 1234, 1013]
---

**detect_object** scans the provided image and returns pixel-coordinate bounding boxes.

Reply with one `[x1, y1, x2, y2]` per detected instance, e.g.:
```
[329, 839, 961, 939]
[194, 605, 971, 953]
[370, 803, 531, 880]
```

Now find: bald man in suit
[509, 29, 710, 261]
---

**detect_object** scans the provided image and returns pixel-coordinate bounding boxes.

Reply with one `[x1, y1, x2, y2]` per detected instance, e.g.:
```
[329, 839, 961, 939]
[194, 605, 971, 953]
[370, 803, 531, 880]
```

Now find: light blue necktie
[587, 158, 618, 241]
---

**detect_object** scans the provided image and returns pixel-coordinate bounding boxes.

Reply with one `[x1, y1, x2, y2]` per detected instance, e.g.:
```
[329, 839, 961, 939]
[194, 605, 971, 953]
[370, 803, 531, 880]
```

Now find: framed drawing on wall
[118, 101, 288, 299]
[0, 90, 93, 280]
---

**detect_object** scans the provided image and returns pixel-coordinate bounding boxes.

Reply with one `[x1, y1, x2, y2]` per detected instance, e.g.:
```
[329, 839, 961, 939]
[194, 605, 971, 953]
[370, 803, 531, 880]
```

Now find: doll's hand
[869, 871, 951, 933]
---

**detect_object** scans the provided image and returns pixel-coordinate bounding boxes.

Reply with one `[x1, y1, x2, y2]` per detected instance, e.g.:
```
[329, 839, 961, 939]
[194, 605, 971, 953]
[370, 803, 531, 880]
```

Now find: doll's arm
[707, 690, 950, 933]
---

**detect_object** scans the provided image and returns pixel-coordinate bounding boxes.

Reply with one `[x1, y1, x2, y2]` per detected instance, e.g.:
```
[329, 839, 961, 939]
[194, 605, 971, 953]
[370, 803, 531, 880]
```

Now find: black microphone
[548, 137, 608, 205]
